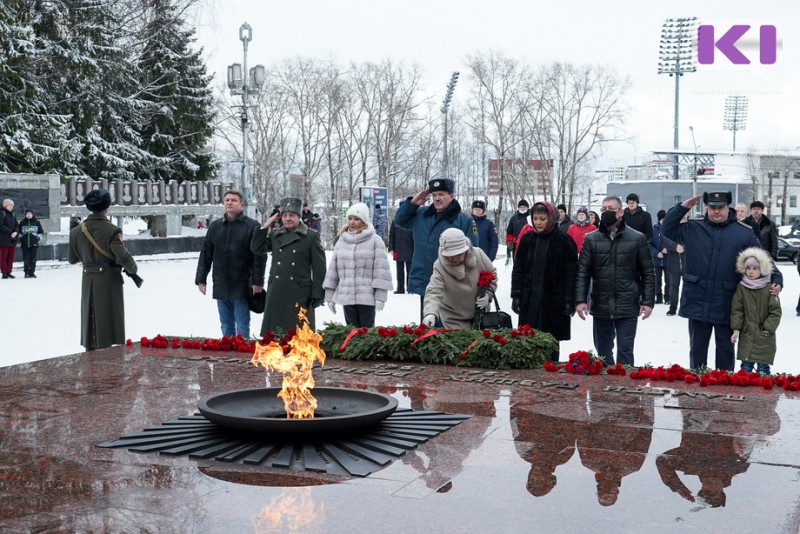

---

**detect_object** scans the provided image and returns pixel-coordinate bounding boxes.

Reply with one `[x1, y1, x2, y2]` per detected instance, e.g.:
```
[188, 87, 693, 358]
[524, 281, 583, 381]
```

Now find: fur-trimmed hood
[735, 246, 773, 276]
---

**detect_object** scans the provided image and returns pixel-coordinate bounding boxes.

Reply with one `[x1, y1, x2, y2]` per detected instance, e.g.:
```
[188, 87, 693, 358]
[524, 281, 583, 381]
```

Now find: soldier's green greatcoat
[251, 221, 325, 335]
[68, 214, 137, 349]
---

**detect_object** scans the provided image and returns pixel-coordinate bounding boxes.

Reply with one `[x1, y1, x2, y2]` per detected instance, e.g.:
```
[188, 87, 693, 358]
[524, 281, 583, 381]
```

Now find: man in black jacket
[575, 195, 655, 366]
[195, 190, 266, 338]
[506, 200, 530, 242]
[623, 193, 653, 240]
[744, 200, 778, 260]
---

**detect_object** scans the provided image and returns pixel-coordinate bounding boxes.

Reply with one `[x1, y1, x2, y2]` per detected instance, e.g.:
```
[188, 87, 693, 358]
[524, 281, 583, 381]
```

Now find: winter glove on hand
[306, 298, 324, 309]
[327, 301, 337, 314]
[422, 314, 437, 328]
[475, 293, 490, 309]
[375, 300, 385, 312]
[511, 298, 520, 315]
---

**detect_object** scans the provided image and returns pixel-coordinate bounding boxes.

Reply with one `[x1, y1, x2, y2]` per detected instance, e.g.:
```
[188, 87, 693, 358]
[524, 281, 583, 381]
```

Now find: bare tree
[356, 60, 424, 193]
[464, 50, 530, 224]
[534, 62, 630, 211]
[275, 57, 328, 199]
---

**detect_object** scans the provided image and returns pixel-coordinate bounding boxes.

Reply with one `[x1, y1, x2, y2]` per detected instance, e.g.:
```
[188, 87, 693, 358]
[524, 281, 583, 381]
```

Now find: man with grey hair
[0, 199, 18, 279]
[575, 195, 655, 366]
[735, 202, 748, 222]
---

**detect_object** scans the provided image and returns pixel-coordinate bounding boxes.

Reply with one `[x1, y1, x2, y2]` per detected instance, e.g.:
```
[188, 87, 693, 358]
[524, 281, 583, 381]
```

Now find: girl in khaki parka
[730, 247, 781, 375]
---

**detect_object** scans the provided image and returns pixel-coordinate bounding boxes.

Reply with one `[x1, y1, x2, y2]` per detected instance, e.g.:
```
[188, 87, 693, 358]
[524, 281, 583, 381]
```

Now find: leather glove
[475, 293, 490, 309]
[375, 300, 385, 312]
[327, 301, 337, 314]
[422, 314, 437, 328]
[306, 298, 323, 309]
[511, 298, 520, 315]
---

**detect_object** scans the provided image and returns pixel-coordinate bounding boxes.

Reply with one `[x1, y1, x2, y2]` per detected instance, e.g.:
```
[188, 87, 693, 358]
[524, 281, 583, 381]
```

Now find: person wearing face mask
[511, 202, 577, 361]
[422, 228, 496, 329]
[506, 200, 530, 251]
[322, 203, 393, 328]
[575, 195, 655, 367]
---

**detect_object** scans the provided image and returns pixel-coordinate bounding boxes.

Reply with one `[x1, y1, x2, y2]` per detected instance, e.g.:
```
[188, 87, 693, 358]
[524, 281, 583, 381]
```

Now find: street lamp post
[441, 72, 460, 182]
[227, 22, 265, 218]
[658, 17, 698, 180]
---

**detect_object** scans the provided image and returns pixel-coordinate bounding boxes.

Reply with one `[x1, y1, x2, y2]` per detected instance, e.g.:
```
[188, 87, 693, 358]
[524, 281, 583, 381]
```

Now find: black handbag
[479, 294, 513, 329]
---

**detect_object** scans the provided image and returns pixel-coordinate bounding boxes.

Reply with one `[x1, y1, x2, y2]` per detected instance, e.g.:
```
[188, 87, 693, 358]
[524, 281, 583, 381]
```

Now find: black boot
[655, 296, 663, 304]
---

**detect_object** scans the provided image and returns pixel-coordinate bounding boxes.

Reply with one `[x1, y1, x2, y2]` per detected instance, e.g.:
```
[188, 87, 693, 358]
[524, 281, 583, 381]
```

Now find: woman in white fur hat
[322, 203, 393, 327]
[730, 246, 782, 374]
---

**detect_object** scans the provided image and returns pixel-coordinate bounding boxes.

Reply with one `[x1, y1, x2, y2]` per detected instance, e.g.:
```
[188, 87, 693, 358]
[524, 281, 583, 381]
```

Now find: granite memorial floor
[2, 344, 800, 533]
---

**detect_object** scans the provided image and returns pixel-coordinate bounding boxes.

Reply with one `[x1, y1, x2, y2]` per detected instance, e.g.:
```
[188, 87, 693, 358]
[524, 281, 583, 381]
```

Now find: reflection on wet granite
[2, 346, 800, 532]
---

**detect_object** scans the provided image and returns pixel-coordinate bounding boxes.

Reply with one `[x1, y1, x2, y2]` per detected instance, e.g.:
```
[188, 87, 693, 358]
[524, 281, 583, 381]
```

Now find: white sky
[189, 0, 800, 169]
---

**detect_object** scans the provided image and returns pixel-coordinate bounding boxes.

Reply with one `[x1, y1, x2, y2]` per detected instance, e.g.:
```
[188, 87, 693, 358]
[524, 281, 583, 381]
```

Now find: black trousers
[344, 304, 376, 328]
[22, 246, 38, 275]
[593, 316, 638, 366]
[688, 319, 735, 371]
[667, 271, 682, 311]
[395, 260, 410, 293]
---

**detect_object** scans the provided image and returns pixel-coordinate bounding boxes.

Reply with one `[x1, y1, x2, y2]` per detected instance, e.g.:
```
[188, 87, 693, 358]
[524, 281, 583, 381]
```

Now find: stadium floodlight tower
[441, 72, 460, 183]
[723, 95, 748, 151]
[658, 17, 698, 180]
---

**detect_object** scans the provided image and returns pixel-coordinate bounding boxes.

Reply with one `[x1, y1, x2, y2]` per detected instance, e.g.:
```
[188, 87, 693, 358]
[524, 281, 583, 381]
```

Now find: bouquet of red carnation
[505, 235, 515, 265]
[473, 270, 497, 329]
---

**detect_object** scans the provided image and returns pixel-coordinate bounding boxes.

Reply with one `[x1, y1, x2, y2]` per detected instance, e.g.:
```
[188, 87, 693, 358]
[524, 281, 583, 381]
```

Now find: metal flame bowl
[197, 387, 399, 436]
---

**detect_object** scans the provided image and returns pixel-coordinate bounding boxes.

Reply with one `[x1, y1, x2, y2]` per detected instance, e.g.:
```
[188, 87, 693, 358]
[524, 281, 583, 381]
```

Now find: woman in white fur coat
[423, 228, 497, 329]
[323, 203, 393, 327]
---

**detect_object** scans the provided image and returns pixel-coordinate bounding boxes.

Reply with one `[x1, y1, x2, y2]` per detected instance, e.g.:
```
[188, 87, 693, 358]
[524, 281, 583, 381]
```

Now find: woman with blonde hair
[323, 203, 393, 327]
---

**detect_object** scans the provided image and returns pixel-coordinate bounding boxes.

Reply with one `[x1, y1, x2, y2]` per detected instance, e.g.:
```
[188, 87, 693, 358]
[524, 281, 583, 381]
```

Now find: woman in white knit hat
[323, 203, 393, 327]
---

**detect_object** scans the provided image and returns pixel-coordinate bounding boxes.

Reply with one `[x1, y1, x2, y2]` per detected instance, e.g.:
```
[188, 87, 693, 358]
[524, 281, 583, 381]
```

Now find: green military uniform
[251, 222, 326, 335]
[68, 213, 137, 350]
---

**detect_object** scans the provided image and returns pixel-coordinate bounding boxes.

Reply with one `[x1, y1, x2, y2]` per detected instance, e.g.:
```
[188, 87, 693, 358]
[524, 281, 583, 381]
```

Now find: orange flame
[250, 307, 326, 418]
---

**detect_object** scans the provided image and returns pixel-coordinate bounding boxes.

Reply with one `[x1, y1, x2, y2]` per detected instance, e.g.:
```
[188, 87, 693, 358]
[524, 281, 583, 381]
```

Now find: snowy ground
[5, 244, 800, 374]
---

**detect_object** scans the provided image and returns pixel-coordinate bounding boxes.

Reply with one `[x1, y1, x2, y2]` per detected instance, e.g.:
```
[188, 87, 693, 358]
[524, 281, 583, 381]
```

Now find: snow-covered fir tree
[0, 0, 77, 174]
[136, 0, 216, 182]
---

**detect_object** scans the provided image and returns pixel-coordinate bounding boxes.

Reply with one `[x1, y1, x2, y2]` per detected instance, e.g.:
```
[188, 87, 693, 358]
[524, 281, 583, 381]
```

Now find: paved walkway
[2, 345, 799, 532]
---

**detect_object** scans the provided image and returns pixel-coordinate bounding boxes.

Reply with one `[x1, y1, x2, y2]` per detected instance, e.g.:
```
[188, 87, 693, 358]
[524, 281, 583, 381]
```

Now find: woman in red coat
[567, 206, 597, 255]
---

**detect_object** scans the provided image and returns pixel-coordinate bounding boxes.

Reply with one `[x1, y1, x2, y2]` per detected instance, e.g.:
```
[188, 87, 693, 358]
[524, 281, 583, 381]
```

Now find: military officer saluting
[68, 188, 138, 350]
[251, 195, 326, 335]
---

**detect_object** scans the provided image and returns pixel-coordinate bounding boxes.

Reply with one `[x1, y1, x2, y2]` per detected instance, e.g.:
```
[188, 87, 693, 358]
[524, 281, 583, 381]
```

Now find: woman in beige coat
[422, 228, 497, 329]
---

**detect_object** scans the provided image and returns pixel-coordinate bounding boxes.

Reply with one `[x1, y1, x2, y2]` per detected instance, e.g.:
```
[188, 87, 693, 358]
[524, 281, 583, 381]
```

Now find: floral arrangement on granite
[545, 353, 800, 391]
[130, 330, 298, 354]
[318, 323, 555, 369]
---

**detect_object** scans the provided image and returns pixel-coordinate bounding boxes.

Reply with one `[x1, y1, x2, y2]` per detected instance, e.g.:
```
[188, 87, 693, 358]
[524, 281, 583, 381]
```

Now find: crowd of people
[8, 179, 789, 375]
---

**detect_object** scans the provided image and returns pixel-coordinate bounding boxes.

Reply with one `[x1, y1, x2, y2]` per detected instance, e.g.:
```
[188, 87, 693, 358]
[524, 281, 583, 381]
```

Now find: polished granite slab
[2, 345, 800, 533]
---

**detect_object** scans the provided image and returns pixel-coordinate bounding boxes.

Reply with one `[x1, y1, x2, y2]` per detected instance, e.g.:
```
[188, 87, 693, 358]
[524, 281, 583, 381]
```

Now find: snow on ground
[5, 248, 800, 374]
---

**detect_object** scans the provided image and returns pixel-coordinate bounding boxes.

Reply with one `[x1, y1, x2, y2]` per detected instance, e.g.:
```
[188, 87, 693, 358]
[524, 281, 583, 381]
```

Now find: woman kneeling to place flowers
[323, 203, 393, 328]
[511, 201, 577, 361]
[422, 228, 497, 329]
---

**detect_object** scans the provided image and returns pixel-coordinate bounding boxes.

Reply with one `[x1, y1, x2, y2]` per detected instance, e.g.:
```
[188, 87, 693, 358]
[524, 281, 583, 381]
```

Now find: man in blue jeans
[195, 190, 266, 337]
[575, 195, 655, 366]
